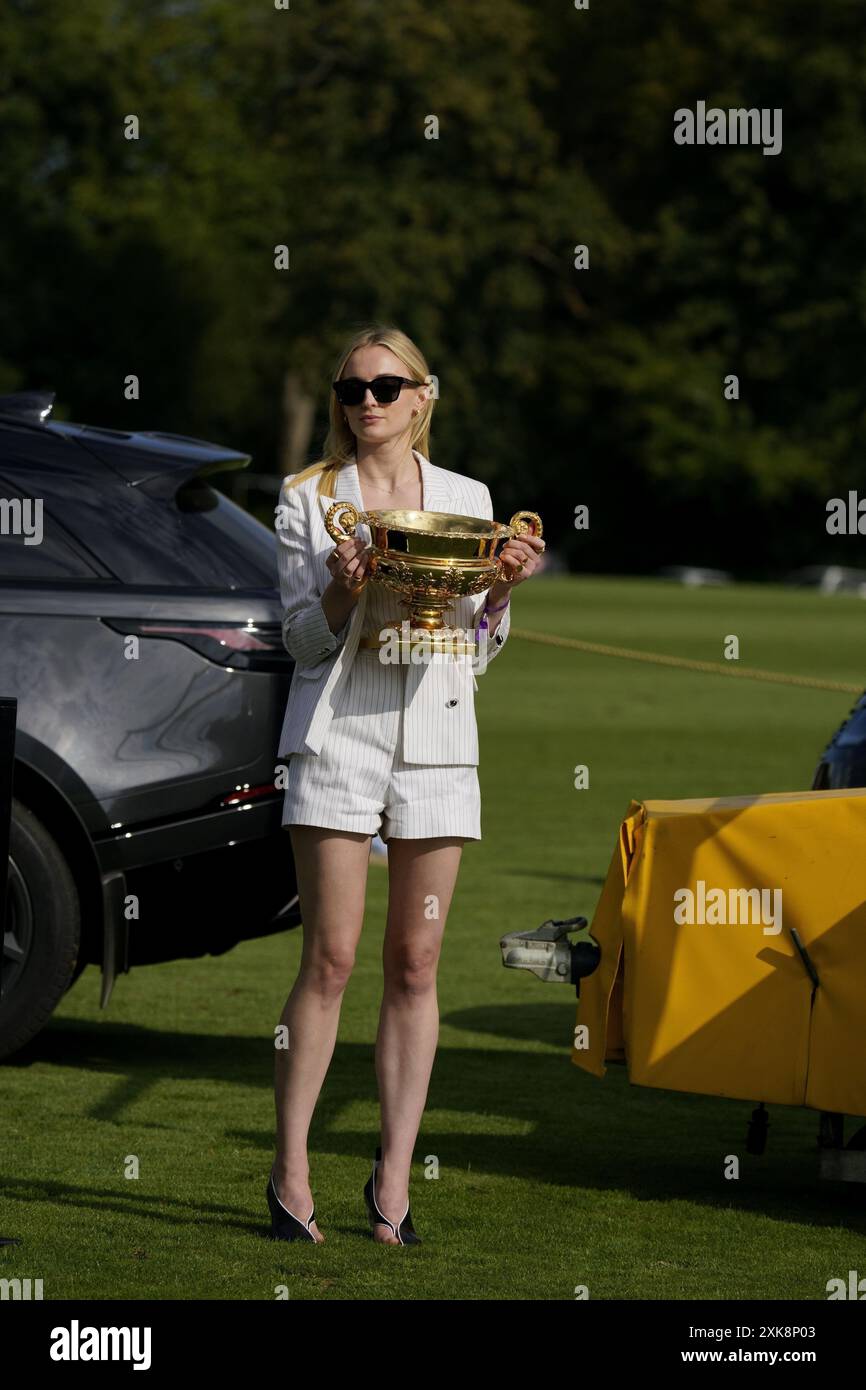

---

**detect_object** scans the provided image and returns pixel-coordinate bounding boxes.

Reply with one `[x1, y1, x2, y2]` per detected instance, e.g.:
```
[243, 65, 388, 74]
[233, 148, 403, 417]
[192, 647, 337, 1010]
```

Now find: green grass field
[4, 575, 866, 1300]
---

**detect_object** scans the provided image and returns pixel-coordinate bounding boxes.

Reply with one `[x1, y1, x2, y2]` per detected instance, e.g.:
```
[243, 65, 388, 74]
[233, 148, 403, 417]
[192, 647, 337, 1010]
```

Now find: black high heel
[266, 1170, 318, 1242]
[363, 1145, 422, 1246]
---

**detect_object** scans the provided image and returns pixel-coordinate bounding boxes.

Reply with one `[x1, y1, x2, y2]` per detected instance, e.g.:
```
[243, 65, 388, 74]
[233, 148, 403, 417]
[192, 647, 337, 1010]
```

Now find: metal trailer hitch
[499, 915, 601, 995]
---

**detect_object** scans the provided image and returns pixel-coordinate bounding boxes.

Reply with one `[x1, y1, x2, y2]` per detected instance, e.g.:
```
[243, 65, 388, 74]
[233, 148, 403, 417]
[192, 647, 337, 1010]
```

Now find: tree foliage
[1, 0, 864, 574]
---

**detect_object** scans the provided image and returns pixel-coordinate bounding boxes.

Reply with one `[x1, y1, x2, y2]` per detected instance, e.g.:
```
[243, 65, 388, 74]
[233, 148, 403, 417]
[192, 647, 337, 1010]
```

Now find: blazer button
[446, 697, 458, 707]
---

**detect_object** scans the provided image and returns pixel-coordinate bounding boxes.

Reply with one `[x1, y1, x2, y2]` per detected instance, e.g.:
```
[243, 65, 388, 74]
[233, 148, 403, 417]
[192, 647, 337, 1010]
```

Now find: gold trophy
[325, 502, 543, 656]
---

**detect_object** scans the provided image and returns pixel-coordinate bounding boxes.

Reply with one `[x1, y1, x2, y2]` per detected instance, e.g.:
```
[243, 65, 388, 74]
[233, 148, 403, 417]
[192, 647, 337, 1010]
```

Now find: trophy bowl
[324, 502, 543, 652]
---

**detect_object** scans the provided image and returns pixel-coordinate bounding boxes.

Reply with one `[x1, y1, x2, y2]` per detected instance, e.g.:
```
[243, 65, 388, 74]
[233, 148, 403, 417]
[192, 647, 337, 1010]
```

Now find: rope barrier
[509, 627, 862, 695]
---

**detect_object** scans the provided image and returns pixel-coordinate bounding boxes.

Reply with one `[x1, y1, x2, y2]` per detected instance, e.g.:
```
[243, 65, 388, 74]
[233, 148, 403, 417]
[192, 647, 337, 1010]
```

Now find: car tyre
[1, 799, 81, 1060]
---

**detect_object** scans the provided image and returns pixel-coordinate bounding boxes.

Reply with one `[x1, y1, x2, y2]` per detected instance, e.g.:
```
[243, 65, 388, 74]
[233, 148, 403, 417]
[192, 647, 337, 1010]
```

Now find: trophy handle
[325, 501, 361, 541]
[493, 510, 543, 583]
[509, 510, 543, 538]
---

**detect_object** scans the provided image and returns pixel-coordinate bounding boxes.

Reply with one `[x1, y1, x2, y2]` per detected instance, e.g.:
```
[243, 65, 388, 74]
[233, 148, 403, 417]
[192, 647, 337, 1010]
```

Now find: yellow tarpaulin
[571, 787, 866, 1113]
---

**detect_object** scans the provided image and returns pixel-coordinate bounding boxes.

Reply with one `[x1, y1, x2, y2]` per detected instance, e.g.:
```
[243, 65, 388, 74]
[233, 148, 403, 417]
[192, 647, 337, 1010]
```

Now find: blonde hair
[286, 324, 435, 496]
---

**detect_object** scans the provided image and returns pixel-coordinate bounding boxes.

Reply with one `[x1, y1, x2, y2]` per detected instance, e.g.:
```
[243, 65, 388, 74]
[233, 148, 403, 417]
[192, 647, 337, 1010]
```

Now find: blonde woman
[267, 325, 544, 1245]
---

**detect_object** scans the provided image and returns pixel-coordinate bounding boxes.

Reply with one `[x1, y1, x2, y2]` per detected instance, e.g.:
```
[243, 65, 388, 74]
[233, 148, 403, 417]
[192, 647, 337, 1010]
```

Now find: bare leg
[372, 836, 465, 1244]
[272, 826, 371, 1242]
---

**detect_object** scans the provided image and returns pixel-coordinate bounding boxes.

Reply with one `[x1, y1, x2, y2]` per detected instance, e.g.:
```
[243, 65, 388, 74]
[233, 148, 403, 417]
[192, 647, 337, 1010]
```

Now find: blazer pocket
[292, 661, 330, 680]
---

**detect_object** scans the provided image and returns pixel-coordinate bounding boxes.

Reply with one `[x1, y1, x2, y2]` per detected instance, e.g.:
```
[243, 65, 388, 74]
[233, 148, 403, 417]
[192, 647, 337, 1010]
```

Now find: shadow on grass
[0, 1172, 272, 1239]
[5, 1011, 866, 1238]
[497, 868, 606, 886]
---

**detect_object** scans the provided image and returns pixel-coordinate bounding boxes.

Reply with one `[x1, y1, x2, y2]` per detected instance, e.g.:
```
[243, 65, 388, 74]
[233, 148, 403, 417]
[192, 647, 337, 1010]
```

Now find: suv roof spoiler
[0, 390, 56, 426]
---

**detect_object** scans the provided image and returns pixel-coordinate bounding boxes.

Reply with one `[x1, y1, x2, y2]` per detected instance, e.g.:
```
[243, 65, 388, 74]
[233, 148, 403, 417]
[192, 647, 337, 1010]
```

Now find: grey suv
[0, 391, 300, 1060]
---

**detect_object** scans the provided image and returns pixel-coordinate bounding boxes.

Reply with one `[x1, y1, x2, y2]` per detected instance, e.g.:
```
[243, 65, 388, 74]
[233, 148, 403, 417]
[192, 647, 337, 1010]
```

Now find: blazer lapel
[316, 459, 365, 517]
[416, 451, 452, 514]
[314, 461, 369, 635]
[316, 460, 369, 549]
[335, 458, 365, 512]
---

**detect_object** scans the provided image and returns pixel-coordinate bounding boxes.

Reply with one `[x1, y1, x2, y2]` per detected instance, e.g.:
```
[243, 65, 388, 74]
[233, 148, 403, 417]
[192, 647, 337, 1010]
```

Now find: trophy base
[357, 618, 479, 658]
[405, 598, 454, 630]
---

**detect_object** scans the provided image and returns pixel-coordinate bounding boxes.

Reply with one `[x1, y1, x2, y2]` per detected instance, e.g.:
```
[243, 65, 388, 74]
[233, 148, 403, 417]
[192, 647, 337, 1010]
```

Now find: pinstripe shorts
[282, 649, 481, 841]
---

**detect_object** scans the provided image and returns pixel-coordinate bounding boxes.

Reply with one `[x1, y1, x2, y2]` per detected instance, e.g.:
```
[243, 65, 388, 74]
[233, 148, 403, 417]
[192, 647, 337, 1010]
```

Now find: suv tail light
[100, 618, 291, 672]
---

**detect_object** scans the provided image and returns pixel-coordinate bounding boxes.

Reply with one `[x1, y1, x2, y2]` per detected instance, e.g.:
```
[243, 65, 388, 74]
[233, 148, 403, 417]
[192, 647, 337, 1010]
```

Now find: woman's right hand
[325, 536, 371, 595]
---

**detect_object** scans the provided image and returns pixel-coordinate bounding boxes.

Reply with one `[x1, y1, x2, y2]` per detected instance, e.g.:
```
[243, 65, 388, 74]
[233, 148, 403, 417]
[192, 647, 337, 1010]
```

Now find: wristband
[485, 595, 511, 615]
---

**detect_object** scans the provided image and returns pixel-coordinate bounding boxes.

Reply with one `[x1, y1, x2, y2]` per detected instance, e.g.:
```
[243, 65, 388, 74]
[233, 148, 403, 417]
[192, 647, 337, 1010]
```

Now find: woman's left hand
[495, 531, 546, 589]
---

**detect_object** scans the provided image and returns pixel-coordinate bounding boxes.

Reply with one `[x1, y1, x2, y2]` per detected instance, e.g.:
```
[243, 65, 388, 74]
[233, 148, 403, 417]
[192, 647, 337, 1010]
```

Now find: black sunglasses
[332, 374, 423, 406]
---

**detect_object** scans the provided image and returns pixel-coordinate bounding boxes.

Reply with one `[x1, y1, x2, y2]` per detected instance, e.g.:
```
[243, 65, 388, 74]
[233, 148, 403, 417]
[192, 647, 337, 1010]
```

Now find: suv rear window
[0, 478, 107, 581]
[59, 475, 278, 588]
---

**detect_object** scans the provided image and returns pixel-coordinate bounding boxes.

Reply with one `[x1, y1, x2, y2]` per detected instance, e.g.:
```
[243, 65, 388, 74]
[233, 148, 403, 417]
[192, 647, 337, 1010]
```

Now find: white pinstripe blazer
[275, 449, 511, 765]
